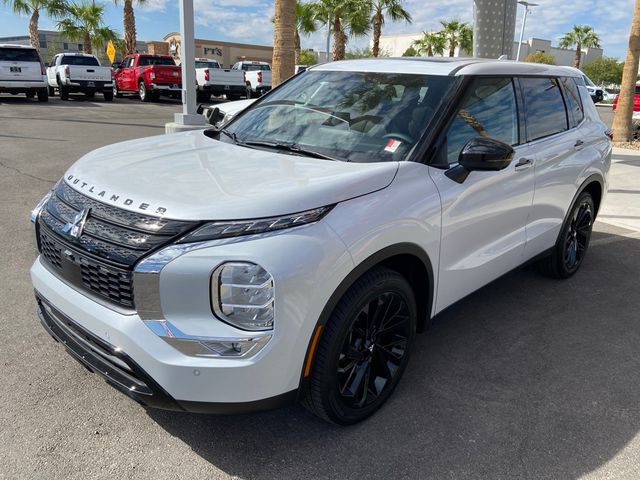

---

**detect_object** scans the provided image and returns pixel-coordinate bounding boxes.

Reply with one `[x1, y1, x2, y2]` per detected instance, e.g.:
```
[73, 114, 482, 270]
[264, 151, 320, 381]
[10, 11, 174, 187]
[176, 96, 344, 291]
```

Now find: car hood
[64, 130, 399, 221]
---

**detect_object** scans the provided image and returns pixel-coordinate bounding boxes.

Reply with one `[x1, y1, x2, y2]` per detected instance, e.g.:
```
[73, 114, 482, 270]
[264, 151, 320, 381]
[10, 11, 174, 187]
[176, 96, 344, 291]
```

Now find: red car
[612, 83, 640, 119]
[112, 53, 181, 102]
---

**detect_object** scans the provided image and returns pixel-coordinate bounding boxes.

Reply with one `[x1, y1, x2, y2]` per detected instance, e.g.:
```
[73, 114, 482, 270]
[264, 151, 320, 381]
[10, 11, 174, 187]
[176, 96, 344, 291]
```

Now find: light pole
[516, 1, 538, 61]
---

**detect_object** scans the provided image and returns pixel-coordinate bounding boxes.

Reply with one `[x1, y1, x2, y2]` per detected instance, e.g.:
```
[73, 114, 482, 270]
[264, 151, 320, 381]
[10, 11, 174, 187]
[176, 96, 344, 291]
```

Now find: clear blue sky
[0, 0, 634, 59]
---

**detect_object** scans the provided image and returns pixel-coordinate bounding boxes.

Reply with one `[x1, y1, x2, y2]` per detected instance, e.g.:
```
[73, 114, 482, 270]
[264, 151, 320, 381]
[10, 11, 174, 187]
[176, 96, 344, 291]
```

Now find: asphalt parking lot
[1, 97, 639, 480]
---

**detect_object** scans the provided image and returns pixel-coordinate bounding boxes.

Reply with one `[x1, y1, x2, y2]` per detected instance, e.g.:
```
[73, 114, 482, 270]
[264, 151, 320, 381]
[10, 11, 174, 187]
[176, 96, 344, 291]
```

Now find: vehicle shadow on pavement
[148, 223, 640, 480]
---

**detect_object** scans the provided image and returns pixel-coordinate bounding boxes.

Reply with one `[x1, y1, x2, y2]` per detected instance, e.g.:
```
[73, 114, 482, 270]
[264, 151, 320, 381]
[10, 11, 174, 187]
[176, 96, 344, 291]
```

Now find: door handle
[574, 139, 585, 148]
[514, 158, 533, 171]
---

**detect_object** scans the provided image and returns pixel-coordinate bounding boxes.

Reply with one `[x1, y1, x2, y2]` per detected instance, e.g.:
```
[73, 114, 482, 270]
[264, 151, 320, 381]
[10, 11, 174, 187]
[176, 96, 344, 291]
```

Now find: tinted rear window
[242, 64, 271, 71]
[138, 56, 176, 66]
[61, 55, 99, 66]
[560, 77, 584, 129]
[0, 47, 40, 62]
[195, 61, 220, 69]
[520, 77, 568, 141]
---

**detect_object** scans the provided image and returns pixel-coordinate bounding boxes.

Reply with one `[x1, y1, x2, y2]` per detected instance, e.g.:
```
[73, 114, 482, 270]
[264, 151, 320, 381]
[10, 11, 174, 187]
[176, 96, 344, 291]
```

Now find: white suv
[0, 44, 48, 101]
[30, 58, 611, 424]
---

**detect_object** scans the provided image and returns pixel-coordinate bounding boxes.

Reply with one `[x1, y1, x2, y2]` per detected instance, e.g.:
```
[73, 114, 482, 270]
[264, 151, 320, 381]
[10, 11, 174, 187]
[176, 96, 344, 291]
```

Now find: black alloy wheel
[538, 191, 595, 278]
[303, 267, 417, 425]
[562, 197, 593, 273]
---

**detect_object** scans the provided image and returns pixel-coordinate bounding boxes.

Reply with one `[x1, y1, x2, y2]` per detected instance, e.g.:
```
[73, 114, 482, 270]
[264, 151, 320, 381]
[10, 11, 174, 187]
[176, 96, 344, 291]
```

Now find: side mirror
[445, 137, 515, 183]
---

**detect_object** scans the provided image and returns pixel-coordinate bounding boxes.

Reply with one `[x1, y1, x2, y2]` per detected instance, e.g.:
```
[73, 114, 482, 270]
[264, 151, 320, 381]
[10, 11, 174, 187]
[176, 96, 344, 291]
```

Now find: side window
[126, 57, 135, 68]
[560, 77, 584, 128]
[445, 77, 519, 165]
[520, 77, 568, 141]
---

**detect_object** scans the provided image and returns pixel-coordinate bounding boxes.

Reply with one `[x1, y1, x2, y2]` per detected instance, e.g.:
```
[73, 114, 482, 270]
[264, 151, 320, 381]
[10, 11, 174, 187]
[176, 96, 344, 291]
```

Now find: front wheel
[537, 191, 595, 278]
[302, 267, 417, 425]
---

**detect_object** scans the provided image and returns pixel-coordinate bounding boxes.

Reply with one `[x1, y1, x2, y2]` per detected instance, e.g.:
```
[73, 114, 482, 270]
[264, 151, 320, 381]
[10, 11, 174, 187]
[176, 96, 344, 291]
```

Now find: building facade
[376, 33, 603, 67]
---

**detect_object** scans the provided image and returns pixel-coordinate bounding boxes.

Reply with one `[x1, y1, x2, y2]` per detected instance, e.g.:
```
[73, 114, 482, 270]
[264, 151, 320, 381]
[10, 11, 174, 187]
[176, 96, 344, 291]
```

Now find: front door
[429, 76, 535, 313]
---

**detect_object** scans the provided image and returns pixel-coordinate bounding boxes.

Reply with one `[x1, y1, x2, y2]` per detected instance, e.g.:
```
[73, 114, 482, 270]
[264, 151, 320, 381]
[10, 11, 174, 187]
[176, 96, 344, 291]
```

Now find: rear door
[430, 76, 536, 312]
[519, 76, 592, 259]
[0, 46, 43, 82]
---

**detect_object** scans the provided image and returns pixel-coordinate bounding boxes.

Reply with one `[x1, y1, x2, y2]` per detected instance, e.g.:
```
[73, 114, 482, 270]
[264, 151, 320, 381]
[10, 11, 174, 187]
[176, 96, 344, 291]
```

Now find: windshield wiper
[241, 140, 343, 162]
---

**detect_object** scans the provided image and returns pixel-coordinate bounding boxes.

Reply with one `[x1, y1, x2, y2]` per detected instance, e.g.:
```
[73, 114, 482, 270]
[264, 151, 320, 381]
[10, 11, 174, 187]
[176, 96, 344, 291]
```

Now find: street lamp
[516, 1, 538, 61]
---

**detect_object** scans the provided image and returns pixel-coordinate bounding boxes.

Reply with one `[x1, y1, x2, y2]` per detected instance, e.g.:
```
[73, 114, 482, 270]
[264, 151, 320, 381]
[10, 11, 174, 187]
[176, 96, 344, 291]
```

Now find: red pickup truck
[613, 84, 640, 120]
[112, 53, 181, 102]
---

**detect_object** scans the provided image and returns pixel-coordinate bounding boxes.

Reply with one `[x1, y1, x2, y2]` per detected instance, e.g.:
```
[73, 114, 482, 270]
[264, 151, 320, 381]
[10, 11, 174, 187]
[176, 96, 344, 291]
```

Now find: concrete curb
[612, 147, 640, 156]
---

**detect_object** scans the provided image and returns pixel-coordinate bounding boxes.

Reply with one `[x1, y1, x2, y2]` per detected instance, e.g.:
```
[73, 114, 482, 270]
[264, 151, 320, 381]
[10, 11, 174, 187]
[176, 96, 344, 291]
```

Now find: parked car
[613, 83, 640, 120]
[583, 74, 604, 103]
[198, 97, 256, 127]
[195, 58, 247, 102]
[30, 58, 611, 425]
[46, 53, 113, 101]
[113, 53, 181, 102]
[232, 60, 272, 97]
[0, 43, 48, 101]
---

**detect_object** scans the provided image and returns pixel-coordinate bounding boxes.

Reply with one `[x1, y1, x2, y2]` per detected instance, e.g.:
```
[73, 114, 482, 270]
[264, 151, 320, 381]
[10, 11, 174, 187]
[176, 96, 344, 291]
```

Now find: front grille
[37, 181, 199, 309]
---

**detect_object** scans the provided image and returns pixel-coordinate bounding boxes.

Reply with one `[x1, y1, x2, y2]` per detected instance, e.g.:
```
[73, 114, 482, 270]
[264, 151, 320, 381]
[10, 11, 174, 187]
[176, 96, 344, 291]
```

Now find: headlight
[212, 262, 274, 331]
[179, 205, 333, 243]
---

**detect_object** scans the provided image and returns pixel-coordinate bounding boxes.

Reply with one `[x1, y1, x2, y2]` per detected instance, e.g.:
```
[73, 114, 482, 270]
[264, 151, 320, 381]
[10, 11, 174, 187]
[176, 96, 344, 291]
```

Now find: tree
[612, 0, 640, 142]
[2, 0, 66, 49]
[440, 20, 472, 57]
[56, 1, 117, 55]
[413, 31, 446, 57]
[298, 49, 316, 65]
[559, 25, 601, 69]
[294, 1, 318, 65]
[345, 46, 388, 59]
[311, 0, 372, 61]
[272, 0, 296, 86]
[524, 51, 556, 65]
[402, 45, 418, 57]
[112, 0, 146, 55]
[582, 56, 625, 86]
[370, 0, 411, 57]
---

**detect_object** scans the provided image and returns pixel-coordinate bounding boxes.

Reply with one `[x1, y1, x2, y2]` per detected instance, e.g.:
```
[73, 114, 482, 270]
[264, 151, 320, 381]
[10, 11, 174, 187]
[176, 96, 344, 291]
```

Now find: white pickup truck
[232, 60, 272, 97]
[47, 53, 113, 101]
[195, 58, 246, 102]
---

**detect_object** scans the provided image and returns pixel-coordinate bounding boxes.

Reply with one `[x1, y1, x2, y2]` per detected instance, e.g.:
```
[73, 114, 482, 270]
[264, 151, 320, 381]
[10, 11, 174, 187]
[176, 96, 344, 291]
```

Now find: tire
[48, 86, 55, 96]
[537, 191, 595, 279]
[196, 90, 209, 103]
[138, 81, 150, 102]
[103, 90, 113, 102]
[37, 88, 48, 102]
[59, 83, 69, 100]
[302, 267, 417, 425]
[113, 83, 122, 98]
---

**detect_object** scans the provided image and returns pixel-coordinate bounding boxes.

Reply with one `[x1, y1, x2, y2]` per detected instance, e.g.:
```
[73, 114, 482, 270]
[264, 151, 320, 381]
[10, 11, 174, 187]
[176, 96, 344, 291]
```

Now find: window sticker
[384, 139, 402, 153]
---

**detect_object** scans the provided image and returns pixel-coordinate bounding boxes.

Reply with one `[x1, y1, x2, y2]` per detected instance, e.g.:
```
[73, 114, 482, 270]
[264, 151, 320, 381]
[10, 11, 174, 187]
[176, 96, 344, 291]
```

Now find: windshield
[138, 56, 176, 66]
[223, 70, 454, 163]
[61, 55, 99, 66]
[195, 61, 220, 69]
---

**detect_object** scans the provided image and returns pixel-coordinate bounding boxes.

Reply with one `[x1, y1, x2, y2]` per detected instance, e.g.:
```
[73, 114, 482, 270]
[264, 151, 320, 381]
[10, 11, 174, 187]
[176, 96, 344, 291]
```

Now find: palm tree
[294, 1, 318, 65]
[56, 1, 117, 55]
[440, 20, 472, 57]
[312, 0, 372, 61]
[370, 0, 411, 57]
[612, 0, 640, 142]
[2, 0, 66, 49]
[272, 0, 296, 86]
[413, 31, 446, 57]
[559, 25, 601, 69]
[113, 0, 146, 55]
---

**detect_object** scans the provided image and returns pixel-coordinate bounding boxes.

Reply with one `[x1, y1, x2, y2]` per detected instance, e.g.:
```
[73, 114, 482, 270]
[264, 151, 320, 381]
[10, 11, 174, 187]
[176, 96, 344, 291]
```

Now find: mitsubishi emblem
[62, 208, 90, 239]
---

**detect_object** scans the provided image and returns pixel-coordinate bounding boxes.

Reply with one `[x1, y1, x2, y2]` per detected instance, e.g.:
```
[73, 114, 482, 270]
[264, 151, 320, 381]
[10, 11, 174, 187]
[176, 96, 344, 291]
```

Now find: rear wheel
[196, 90, 209, 103]
[138, 81, 150, 102]
[59, 82, 69, 100]
[48, 86, 55, 96]
[103, 90, 113, 101]
[537, 191, 595, 278]
[37, 88, 48, 102]
[302, 267, 417, 425]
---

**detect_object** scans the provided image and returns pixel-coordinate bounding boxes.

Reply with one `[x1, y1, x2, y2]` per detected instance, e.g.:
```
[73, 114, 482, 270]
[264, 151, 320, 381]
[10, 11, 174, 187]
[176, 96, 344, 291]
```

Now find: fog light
[212, 262, 274, 331]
